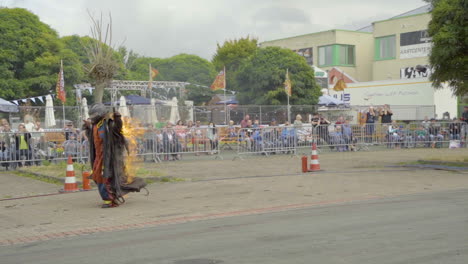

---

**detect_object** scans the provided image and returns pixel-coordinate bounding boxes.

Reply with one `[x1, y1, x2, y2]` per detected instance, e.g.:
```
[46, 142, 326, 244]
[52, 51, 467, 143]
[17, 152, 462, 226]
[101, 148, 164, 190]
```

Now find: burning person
[83, 103, 146, 208]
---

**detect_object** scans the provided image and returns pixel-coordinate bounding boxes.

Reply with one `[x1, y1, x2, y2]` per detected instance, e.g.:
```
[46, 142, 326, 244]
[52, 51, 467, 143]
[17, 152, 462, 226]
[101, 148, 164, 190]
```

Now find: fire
[121, 117, 145, 183]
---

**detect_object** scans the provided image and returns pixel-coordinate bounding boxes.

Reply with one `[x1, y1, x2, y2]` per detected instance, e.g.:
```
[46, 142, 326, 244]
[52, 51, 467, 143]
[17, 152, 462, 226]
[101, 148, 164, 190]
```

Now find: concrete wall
[329, 78, 458, 120]
[335, 31, 374, 82]
[260, 30, 336, 67]
[372, 13, 431, 81]
[260, 30, 374, 82]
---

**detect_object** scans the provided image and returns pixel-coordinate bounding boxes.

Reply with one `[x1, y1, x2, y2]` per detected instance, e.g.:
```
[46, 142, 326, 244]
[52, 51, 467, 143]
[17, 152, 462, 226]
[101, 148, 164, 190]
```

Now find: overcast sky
[3, 0, 428, 60]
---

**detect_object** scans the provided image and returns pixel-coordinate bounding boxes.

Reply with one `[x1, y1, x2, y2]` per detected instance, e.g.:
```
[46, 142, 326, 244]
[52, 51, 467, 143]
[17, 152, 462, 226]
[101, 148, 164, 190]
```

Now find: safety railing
[0, 121, 466, 168]
[136, 126, 222, 162]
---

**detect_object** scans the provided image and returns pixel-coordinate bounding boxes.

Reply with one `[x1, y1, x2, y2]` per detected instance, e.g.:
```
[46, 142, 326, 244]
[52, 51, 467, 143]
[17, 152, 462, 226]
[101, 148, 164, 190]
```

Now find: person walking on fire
[83, 104, 146, 208]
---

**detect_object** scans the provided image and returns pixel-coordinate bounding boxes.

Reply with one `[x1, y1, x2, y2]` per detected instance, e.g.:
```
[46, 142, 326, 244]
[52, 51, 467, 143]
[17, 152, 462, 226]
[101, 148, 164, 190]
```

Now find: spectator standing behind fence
[449, 118, 462, 140]
[0, 119, 9, 132]
[15, 124, 32, 166]
[294, 114, 303, 129]
[0, 123, 12, 168]
[242, 120, 254, 150]
[415, 126, 428, 145]
[380, 104, 393, 124]
[63, 133, 80, 160]
[206, 122, 218, 154]
[461, 106, 468, 124]
[175, 120, 187, 151]
[421, 116, 430, 129]
[31, 121, 45, 149]
[280, 121, 295, 151]
[240, 114, 250, 128]
[335, 116, 345, 125]
[155, 117, 167, 129]
[192, 120, 206, 155]
[64, 122, 79, 140]
[253, 119, 260, 128]
[227, 120, 237, 138]
[365, 106, 377, 143]
[342, 120, 354, 151]
[461, 106, 468, 141]
[24, 118, 35, 132]
[162, 122, 181, 160]
[388, 121, 401, 149]
[311, 113, 331, 146]
[428, 118, 444, 148]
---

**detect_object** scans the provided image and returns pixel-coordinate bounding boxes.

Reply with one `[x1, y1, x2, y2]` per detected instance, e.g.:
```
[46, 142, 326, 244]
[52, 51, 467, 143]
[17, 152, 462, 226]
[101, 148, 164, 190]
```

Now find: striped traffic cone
[60, 156, 79, 192]
[309, 143, 321, 172]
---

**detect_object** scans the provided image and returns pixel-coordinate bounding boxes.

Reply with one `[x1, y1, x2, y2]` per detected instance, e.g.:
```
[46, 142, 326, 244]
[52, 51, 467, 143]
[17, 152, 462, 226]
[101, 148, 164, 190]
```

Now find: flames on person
[121, 117, 145, 183]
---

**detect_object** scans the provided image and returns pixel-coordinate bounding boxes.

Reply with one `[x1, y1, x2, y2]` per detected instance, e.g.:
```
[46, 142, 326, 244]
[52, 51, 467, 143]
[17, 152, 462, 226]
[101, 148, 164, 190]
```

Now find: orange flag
[151, 67, 159, 79]
[210, 68, 226, 91]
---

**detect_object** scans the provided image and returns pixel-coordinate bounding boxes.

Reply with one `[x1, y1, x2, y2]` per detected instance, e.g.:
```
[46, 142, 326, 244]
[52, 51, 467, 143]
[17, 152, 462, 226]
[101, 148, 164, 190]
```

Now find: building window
[318, 45, 333, 66]
[319, 45, 355, 67]
[339, 45, 355, 65]
[375, 35, 396, 60]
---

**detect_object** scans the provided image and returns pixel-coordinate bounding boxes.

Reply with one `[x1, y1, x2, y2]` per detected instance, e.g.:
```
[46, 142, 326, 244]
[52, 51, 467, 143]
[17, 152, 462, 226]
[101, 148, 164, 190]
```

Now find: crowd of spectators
[1, 105, 466, 167]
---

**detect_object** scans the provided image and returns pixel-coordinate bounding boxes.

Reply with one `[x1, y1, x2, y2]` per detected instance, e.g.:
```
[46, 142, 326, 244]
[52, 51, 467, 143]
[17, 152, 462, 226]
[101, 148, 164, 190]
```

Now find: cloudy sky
[3, 0, 428, 60]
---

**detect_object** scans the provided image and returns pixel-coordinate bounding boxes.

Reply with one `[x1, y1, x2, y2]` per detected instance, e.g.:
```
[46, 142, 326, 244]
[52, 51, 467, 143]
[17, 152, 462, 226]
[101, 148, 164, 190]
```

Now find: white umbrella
[81, 98, 89, 120]
[44, 95, 56, 128]
[149, 98, 159, 124]
[168, 97, 180, 125]
[118, 96, 130, 118]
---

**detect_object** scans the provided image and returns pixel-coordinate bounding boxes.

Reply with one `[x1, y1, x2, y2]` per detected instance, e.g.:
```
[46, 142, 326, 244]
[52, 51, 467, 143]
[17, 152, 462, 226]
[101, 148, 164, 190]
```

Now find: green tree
[0, 8, 82, 105]
[127, 54, 216, 105]
[212, 36, 258, 91]
[236, 47, 321, 105]
[425, 0, 468, 95]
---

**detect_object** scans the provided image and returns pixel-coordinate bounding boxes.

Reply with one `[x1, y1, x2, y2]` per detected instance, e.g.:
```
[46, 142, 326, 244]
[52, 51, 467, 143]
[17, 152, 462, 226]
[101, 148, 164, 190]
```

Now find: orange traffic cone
[309, 143, 321, 172]
[82, 171, 92, 190]
[60, 156, 79, 192]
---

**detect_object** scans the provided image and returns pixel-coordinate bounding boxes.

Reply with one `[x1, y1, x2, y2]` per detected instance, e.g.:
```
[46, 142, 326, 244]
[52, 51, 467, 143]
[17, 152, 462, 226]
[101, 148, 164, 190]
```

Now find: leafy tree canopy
[212, 36, 258, 91]
[236, 47, 321, 105]
[426, 0, 468, 96]
[128, 54, 216, 105]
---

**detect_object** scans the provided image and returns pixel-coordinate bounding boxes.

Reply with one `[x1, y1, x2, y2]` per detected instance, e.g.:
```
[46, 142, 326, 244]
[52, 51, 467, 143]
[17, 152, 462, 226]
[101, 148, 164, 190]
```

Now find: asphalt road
[2, 189, 467, 264]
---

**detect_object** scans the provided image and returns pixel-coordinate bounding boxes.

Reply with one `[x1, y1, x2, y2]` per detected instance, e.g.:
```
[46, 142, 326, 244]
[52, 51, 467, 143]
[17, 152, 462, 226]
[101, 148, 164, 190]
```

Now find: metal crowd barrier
[0, 130, 88, 169]
[0, 121, 466, 168]
[137, 126, 221, 162]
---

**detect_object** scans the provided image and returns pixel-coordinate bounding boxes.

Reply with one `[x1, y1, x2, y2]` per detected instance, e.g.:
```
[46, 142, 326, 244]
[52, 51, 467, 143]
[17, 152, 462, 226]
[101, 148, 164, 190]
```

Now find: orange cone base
[59, 183, 79, 193]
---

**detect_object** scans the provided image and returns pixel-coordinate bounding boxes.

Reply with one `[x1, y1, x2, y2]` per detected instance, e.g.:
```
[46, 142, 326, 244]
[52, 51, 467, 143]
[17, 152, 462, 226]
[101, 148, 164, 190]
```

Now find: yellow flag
[333, 79, 347, 91]
[211, 68, 226, 91]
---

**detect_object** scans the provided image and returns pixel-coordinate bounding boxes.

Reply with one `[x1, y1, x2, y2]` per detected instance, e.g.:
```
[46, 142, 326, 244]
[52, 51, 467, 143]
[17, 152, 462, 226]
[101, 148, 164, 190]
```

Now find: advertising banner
[400, 30, 432, 59]
[400, 65, 432, 79]
[293, 47, 313, 66]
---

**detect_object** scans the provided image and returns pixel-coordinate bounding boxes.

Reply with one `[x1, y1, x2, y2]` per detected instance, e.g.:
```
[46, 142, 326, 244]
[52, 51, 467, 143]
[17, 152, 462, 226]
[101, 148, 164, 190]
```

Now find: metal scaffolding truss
[74, 80, 196, 103]
[110, 80, 190, 90]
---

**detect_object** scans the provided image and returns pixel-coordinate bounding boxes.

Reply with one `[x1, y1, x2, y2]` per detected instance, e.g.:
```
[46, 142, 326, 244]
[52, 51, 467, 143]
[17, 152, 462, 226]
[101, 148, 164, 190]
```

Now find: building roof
[262, 5, 432, 45]
[390, 4, 431, 19]
[357, 4, 431, 32]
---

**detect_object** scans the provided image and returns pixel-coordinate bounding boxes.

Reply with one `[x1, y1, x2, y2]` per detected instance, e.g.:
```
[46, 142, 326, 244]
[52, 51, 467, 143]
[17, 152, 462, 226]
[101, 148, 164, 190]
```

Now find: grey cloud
[3, 0, 428, 60]
[253, 7, 311, 24]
